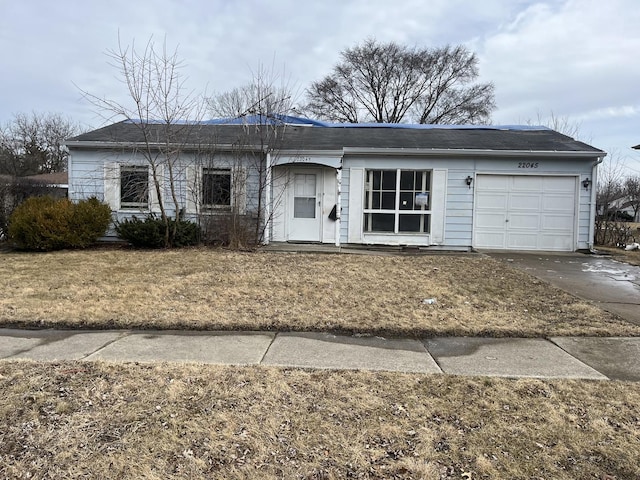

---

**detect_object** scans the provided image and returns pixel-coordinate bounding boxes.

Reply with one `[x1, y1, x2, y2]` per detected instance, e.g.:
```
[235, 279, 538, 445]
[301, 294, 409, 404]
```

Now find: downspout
[264, 152, 272, 245]
[588, 154, 606, 251]
[335, 167, 342, 247]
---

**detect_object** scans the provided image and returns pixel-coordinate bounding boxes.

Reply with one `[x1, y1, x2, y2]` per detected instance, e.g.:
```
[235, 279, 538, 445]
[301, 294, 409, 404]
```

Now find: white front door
[474, 174, 577, 251]
[288, 170, 322, 242]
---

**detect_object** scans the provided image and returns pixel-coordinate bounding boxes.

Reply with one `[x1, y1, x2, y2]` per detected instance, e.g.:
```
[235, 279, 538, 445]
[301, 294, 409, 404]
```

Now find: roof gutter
[64, 140, 268, 152]
[341, 147, 604, 158]
[65, 142, 603, 159]
[588, 154, 607, 251]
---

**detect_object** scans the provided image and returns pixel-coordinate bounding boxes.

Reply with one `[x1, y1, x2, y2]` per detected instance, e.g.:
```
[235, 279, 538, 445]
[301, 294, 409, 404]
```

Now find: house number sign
[517, 162, 539, 168]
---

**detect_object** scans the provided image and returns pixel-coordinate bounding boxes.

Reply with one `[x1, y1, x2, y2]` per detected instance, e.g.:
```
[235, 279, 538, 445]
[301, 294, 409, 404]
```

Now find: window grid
[363, 169, 431, 234]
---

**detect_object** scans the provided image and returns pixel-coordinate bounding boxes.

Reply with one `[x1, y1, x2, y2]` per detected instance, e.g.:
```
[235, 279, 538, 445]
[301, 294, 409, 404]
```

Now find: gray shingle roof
[67, 120, 604, 154]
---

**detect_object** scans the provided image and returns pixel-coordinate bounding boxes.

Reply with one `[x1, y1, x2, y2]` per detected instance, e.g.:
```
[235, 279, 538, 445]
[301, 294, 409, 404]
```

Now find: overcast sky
[1, 0, 639, 175]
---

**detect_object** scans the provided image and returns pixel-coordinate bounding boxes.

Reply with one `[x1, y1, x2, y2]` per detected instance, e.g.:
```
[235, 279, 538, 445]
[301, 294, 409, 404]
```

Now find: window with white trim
[202, 168, 232, 211]
[120, 165, 149, 209]
[363, 169, 431, 233]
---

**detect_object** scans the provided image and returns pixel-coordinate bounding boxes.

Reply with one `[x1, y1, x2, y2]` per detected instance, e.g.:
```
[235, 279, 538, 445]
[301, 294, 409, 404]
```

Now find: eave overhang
[64, 140, 267, 153]
[341, 147, 605, 158]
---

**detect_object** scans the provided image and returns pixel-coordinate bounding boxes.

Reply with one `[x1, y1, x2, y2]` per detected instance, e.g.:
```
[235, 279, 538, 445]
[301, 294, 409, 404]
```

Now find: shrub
[199, 213, 258, 249]
[115, 216, 200, 248]
[68, 197, 113, 247]
[0, 178, 58, 241]
[8, 196, 111, 251]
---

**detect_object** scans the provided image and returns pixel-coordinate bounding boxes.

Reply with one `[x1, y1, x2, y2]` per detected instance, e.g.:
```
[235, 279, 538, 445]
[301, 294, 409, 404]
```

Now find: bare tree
[595, 153, 628, 245]
[0, 112, 81, 176]
[81, 36, 206, 247]
[208, 62, 295, 119]
[205, 62, 298, 247]
[304, 39, 495, 124]
[623, 175, 640, 222]
[525, 111, 587, 141]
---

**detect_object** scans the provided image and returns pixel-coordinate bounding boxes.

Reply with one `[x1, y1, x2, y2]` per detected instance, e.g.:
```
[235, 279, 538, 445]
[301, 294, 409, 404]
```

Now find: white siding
[444, 169, 474, 247]
[339, 168, 350, 244]
[69, 148, 264, 236]
[339, 155, 595, 250]
[430, 169, 447, 244]
[70, 146, 598, 250]
[347, 168, 364, 243]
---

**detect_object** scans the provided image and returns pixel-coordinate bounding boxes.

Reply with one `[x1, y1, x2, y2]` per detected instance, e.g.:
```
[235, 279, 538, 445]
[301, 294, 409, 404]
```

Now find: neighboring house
[607, 195, 640, 222]
[1, 172, 68, 239]
[22, 172, 69, 198]
[65, 118, 606, 252]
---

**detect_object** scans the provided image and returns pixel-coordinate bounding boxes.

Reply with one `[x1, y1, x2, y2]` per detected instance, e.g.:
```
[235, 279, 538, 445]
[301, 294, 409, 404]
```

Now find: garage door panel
[508, 213, 541, 230]
[543, 176, 576, 191]
[479, 175, 510, 190]
[539, 234, 573, 251]
[474, 175, 576, 251]
[512, 175, 543, 190]
[542, 194, 575, 212]
[475, 212, 507, 228]
[510, 193, 542, 211]
[476, 192, 508, 209]
[507, 232, 539, 249]
[475, 232, 506, 248]
[541, 215, 574, 231]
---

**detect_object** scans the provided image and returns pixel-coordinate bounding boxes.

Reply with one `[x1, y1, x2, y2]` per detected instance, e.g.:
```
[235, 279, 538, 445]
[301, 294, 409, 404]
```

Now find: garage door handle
[505, 219, 509, 223]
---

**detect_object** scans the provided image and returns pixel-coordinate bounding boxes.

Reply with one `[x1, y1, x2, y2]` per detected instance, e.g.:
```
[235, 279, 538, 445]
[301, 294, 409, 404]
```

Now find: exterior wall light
[582, 178, 592, 190]
[465, 176, 473, 189]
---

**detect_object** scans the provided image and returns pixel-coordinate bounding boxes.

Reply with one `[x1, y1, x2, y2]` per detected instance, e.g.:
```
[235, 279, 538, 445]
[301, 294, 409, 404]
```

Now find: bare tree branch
[305, 39, 495, 124]
[79, 35, 207, 247]
[0, 112, 81, 175]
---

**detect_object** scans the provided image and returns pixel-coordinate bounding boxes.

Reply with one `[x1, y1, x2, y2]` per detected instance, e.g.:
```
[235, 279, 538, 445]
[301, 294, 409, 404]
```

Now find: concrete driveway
[486, 252, 640, 325]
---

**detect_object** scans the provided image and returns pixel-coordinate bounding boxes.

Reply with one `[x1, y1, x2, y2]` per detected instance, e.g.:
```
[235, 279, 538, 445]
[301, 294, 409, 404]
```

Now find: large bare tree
[304, 39, 495, 124]
[82, 36, 206, 248]
[0, 112, 81, 176]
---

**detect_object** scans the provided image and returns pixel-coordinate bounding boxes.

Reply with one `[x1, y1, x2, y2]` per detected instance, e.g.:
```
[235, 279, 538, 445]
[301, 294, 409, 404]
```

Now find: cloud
[478, 0, 640, 123]
[1, 0, 638, 176]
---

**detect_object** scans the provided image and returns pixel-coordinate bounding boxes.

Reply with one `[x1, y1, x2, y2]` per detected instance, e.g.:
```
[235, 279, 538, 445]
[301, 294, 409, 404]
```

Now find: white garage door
[473, 175, 577, 251]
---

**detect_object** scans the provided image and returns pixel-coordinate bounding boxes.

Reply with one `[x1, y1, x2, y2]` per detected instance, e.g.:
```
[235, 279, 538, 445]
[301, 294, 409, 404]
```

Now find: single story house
[605, 194, 640, 222]
[65, 117, 605, 251]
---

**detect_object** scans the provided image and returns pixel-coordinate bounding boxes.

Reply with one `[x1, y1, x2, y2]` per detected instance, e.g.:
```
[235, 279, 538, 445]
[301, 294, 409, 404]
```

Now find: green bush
[8, 196, 112, 251]
[115, 216, 200, 248]
[68, 197, 113, 247]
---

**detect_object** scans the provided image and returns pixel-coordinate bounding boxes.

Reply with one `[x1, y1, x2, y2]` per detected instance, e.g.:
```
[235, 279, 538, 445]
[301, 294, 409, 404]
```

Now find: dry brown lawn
[596, 245, 640, 266]
[596, 222, 640, 266]
[1, 361, 639, 479]
[1, 248, 639, 337]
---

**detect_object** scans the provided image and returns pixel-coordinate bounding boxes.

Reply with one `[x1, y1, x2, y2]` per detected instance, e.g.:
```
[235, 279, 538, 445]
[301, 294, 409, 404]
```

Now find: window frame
[363, 169, 432, 234]
[201, 167, 233, 212]
[119, 165, 150, 210]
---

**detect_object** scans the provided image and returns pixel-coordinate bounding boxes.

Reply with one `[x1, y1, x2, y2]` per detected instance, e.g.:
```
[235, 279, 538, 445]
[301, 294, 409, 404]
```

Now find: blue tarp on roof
[125, 115, 550, 131]
[204, 116, 550, 131]
[325, 122, 550, 131]
[202, 114, 328, 126]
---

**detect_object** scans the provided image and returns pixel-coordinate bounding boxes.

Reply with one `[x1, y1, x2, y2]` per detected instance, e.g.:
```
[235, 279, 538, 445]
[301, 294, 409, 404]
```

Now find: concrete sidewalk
[1, 328, 639, 381]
